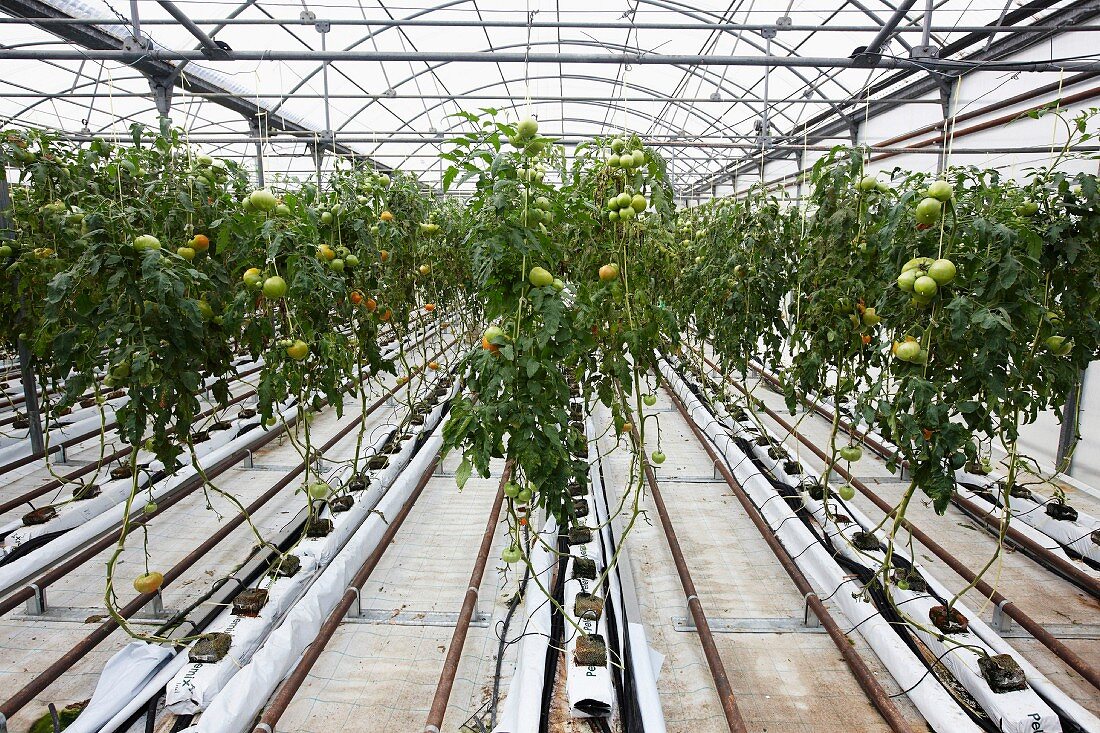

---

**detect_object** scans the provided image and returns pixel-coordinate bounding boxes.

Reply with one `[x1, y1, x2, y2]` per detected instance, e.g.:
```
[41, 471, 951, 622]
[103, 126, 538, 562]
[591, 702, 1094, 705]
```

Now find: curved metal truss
[1, 0, 1096, 192]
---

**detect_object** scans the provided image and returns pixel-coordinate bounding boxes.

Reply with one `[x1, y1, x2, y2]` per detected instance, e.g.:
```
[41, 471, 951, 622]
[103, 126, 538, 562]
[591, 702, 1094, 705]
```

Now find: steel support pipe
[631, 424, 749, 733]
[664, 384, 915, 733]
[422, 460, 513, 732]
[0, 48, 1097, 72]
[1, 16, 1097, 34]
[252, 454, 453, 733]
[700, 355, 1100, 692]
[154, 0, 229, 58]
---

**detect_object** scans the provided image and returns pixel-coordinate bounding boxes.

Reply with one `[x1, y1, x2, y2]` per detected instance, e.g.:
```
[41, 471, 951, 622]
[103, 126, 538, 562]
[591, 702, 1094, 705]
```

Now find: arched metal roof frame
[254, 0, 883, 137]
[380, 72, 794, 172]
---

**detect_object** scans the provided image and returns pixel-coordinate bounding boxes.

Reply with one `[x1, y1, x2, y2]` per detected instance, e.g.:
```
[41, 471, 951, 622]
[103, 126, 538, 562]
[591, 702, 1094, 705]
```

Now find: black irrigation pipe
[0, 336, 457, 722]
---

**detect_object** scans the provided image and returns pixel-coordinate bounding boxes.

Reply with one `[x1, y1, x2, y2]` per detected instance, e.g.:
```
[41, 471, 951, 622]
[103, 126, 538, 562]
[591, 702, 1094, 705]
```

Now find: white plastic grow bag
[180, 427, 445, 733]
[0, 399, 299, 597]
[491, 519, 558, 733]
[564, 528, 615, 718]
[955, 470, 1100, 566]
[659, 357, 981, 733]
[164, 379, 455, 713]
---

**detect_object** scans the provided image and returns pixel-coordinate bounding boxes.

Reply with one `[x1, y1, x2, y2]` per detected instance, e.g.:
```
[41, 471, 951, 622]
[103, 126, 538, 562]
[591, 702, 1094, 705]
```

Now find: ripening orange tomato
[380, 210, 395, 222]
[350, 291, 363, 305]
[424, 303, 436, 312]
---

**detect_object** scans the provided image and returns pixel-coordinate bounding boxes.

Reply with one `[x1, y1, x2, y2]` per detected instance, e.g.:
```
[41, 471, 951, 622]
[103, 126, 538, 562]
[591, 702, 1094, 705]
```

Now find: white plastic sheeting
[61, 642, 177, 733]
[660, 355, 982, 733]
[179, 424, 445, 733]
[164, 377, 457, 714]
[490, 519, 558, 733]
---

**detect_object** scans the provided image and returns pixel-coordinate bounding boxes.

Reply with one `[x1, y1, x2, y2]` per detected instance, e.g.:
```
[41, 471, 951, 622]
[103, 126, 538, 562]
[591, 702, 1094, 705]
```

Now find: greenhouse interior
[2, 1, 1100, 732]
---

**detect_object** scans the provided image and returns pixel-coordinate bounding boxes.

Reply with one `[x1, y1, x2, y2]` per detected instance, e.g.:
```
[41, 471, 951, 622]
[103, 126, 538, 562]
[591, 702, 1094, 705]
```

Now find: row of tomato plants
[3, 108, 1099, 604]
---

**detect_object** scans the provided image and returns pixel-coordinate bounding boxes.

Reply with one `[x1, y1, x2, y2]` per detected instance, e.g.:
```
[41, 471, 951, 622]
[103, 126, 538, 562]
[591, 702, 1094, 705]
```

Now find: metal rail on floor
[664, 381, 917, 733]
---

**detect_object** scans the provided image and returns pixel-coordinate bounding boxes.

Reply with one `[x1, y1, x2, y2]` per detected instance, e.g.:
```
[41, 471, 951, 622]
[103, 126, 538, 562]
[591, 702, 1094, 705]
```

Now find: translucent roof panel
[0, 0, 1089, 190]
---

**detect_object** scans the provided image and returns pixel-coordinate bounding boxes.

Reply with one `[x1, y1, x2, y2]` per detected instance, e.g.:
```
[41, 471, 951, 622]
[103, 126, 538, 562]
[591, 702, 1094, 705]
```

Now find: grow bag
[659, 356, 982, 733]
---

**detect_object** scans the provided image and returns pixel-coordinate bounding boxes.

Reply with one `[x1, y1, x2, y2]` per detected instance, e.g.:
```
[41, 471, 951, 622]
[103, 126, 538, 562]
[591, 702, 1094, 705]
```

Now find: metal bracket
[314, 20, 331, 33]
[147, 76, 175, 118]
[776, 16, 792, 28]
[760, 27, 777, 40]
[144, 591, 165, 618]
[25, 583, 46, 615]
[992, 600, 1013, 633]
[910, 45, 940, 60]
[803, 593, 821, 628]
[346, 586, 361, 618]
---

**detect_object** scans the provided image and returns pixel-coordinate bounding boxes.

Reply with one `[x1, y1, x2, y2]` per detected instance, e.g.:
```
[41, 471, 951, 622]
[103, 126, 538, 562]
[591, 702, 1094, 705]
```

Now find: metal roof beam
[155, 0, 229, 58]
[0, 0, 391, 171]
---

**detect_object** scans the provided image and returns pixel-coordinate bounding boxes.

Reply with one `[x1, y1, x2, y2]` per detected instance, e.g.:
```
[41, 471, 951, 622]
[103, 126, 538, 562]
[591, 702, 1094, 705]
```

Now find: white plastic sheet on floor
[180, 425, 445, 733]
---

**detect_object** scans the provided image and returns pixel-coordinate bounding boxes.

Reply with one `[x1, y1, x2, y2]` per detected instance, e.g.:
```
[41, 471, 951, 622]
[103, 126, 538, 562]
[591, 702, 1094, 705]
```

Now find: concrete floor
[1, 340, 1098, 732]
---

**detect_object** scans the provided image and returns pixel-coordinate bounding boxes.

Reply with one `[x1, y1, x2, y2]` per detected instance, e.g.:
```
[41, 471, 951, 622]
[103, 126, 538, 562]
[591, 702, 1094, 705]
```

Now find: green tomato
[144, 500, 158, 514]
[133, 234, 161, 251]
[0, 245, 12, 258]
[913, 275, 938, 297]
[608, 210, 619, 222]
[262, 275, 288, 299]
[862, 308, 881, 326]
[608, 154, 621, 168]
[837, 484, 856, 501]
[529, 266, 554, 288]
[1045, 335, 1066, 352]
[320, 211, 334, 225]
[643, 394, 657, 406]
[503, 481, 521, 499]
[651, 451, 666, 464]
[839, 445, 863, 462]
[249, 188, 278, 211]
[307, 482, 331, 500]
[501, 545, 522, 563]
[618, 206, 635, 221]
[926, 180, 953, 202]
[856, 175, 878, 192]
[611, 138, 626, 153]
[516, 488, 532, 504]
[552, 278, 565, 291]
[897, 270, 916, 292]
[275, 203, 291, 217]
[330, 258, 345, 273]
[915, 197, 942, 225]
[895, 340, 921, 362]
[345, 254, 359, 267]
[177, 246, 196, 261]
[631, 194, 647, 213]
[517, 117, 539, 137]
[927, 258, 956, 286]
